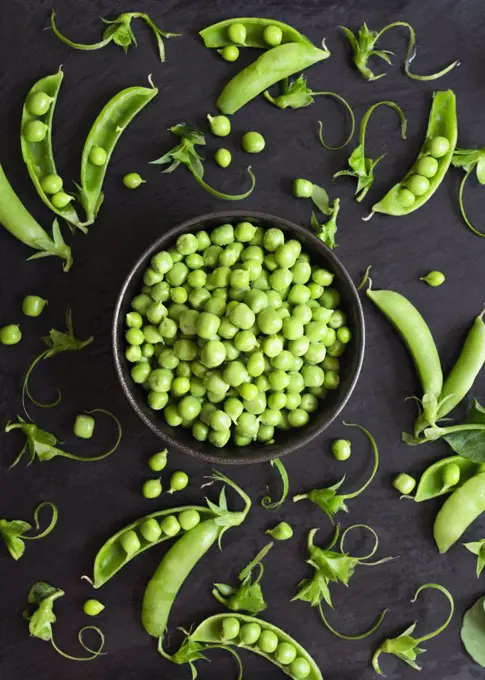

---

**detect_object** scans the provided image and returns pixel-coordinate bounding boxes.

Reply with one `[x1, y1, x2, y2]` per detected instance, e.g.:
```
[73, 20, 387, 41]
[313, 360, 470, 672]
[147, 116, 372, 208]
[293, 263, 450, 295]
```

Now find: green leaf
[463, 539, 485, 577]
[443, 399, 485, 462]
[310, 184, 331, 215]
[25, 582, 64, 642]
[0, 519, 31, 560]
[461, 595, 485, 667]
[311, 198, 340, 249]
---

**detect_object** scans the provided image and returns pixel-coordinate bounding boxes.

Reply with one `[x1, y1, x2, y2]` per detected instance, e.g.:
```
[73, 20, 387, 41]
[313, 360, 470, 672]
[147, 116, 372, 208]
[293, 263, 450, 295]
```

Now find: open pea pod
[413, 455, 482, 502]
[91, 505, 212, 588]
[200, 17, 313, 49]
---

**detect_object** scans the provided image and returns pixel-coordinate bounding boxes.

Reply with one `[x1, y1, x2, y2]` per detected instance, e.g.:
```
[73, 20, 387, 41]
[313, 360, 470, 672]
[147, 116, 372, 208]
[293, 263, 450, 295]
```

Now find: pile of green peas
[124, 221, 351, 448]
[221, 616, 312, 678]
[119, 508, 201, 556]
[398, 136, 450, 209]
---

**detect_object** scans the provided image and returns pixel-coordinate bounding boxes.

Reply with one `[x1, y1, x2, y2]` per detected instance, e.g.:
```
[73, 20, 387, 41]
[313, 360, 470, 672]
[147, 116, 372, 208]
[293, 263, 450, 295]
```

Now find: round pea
[126, 345, 142, 362]
[220, 45, 239, 61]
[236, 411, 259, 438]
[323, 370, 340, 390]
[179, 509, 201, 531]
[222, 617, 240, 640]
[304, 343, 327, 365]
[290, 657, 311, 678]
[120, 530, 141, 555]
[168, 470, 189, 493]
[293, 178, 313, 198]
[421, 270, 445, 287]
[211, 224, 234, 246]
[258, 629, 279, 653]
[89, 145, 107, 166]
[287, 409, 309, 427]
[398, 187, 416, 208]
[406, 174, 430, 196]
[257, 309, 283, 335]
[291, 262, 312, 285]
[131, 362, 151, 384]
[416, 156, 439, 178]
[200, 340, 226, 368]
[22, 295, 47, 317]
[270, 268, 293, 291]
[27, 91, 52, 116]
[393, 472, 416, 495]
[443, 462, 461, 487]
[208, 114, 231, 137]
[164, 405, 183, 427]
[263, 228, 285, 252]
[268, 392, 286, 410]
[332, 439, 351, 461]
[239, 622, 261, 645]
[283, 317, 304, 341]
[160, 515, 181, 536]
[242, 131, 265, 153]
[428, 135, 450, 158]
[40, 174, 63, 195]
[263, 24, 283, 46]
[23, 120, 48, 143]
[209, 429, 231, 447]
[140, 518, 162, 542]
[73, 414, 95, 439]
[275, 641, 297, 665]
[320, 288, 341, 309]
[83, 599, 105, 617]
[300, 393, 319, 412]
[123, 172, 145, 189]
[148, 450, 167, 472]
[262, 334, 284, 358]
[327, 340, 346, 357]
[142, 479, 162, 499]
[174, 338, 198, 361]
[227, 22, 247, 44]
[51, 191, 73, 209]
[214, 148, 232, 168]
[151, 251, 173, 274]
[196, 312, 221, 339]
[235, 221, 257, 243]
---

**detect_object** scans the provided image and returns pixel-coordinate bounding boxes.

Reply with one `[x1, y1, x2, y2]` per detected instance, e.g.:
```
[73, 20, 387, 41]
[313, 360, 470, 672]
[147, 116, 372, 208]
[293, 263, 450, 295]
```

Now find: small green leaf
[442, 399, 485, 462]
[461, 595, 485, 666]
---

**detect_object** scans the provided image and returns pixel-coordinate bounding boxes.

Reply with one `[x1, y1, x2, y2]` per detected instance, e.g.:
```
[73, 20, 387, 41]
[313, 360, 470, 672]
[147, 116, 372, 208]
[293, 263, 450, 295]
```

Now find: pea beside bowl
[113, 211, 365, 465]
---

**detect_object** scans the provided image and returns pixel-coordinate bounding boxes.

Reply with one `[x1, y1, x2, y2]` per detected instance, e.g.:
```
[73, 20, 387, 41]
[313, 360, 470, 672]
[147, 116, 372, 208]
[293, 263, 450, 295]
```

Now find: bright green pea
[126, 311, 143, 328]
[178, 509, 201, 531]
[282, 317, 304, 340]
[148, 391, 169, 410]
[290, 657, 311, 678]
[142, 479, 162, 499]
[140, 518, 162, 542]
[398, 187, 416, 207]
[160, 515, 180, 536]
[300, 393, 319, 412]
[291, 261, 312, 285]
[257, 423, 274, 441]
[328, 310, 346, 329]
[209, 409, 231, 432]
[288, 336, 310, 357]
[337, 326, 351, 343]
[51, 191, 73, 209]
[131, 362, 151, 384]
[236, 411, 259, 439]
[301, 365, 324, 388]
[159, 318, 177, 339]
[214, 148, 232, 167]
[208, 114, 231, 137]
[285, 392, 301, 410]
[211, 224, 234, 246]
[209, 429, 231, 447]
[230, 268, 250, 289]
[323, 370, 340, 390]
[22, 294, 47, 317]
[73, 414, 95, 439]
[271, 349, 295, 371]
[148, 450, 168, 472]
[257, 308, 283, 335]
[266, 290, 283, 309]
[262, 334, 284, 358]
[312, 268, 334, 287]
[83, 599, 105, 617]
[239, 622, 261, 645]
[125, 345, 142, 362]
[151, 251, 173, 274]
[168, 470, 189, 493]
[293, 178, 313, 198]
[263, 24, 283, 46]
[227, 22, 247, 44]
[428, 135, 450, 158]
[123, 172, 145, 189]
[420, 270, 445, 287]
[263, 228, 285, 252]
[200, 339, 226, 368]
[332, 439, 351, 461]
[406, 174, 430, 196]
[320, 288, 341, 309]
[268, 392, 286, 410]
[219, 45, 239, 61]
[393, 473, 416, 495]
[222, 617, 240, 640]
[120, 530, 141, 556]
[23, 120, 48, 142]
[416, 155, 439, 178]
[327, 340, 346, 357]
[235, 221, 257, 243]
[171, 377, 190, 397]
[89, 145, 107, 166]
[275, 641, 297, 665]
[126, 327, 145, 346]
[40, 174, 63, 194]
[304, 343, 327, 365]
[269, 267, 293, 291]
[27, 91, 52, 116]
[258, 629, 279, 653]
[443, 462, 461, 487]
[242, 131, 265, 153]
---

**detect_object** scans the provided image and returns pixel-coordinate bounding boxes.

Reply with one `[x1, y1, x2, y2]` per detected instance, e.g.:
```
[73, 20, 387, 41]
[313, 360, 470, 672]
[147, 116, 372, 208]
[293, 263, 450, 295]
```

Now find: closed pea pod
[199, 17, 315, 49]
[79, 79, 158, 223]
[433, 472, 485, 553]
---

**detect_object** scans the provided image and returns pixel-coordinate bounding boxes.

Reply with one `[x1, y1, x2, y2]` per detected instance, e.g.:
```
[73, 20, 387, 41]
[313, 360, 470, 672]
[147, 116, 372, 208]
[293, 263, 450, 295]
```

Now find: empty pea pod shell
[79, 81, 158, 223]
[217, 42, 330, 115]
[433, 472, 485, 553]
[91, 505, 210, 587]
[200, 17, 313, 48]
[21, 69, 85, 231]
[413, 455, 481, 502]
[164, 612, 322, 679]
[372, 90, 457, 216]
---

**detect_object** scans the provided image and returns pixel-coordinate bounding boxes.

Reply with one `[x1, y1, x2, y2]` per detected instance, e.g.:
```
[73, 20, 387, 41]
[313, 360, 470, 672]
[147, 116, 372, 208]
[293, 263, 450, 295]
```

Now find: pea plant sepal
[213, 542, 273, 615]
[372, 583, 454, 674]
[292, 422, 380, 522]
[452, 146, 485, 238]
[50, 10, 181, 62]
[463, 539, 485, 578]
[5, 409, 122, 467]
[341, 22, 459, 82]
[0, 502, 58, 560]
[24, 582, 105, 661]
[151, 123, 256, 201]
[334, 101, 407, 202]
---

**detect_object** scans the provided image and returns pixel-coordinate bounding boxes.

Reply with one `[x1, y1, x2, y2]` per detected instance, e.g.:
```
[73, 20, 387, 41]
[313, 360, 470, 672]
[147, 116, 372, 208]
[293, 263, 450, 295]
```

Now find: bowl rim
[113, 210, 365, 464]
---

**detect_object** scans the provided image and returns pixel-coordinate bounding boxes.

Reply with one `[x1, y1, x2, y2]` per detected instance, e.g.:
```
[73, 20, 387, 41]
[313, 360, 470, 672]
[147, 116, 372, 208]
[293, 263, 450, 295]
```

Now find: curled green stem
[189, 166, 256, 201]
[24, 502, 58, 541]
[411, 583, 454, 643]
[457, 168, 485, 238]
[318, 604, 388, 640]
[261, 458, 289, 510]
[315, 92, 355, 150]
[50, 625, 105, 661]
[340, 422, 380, 500]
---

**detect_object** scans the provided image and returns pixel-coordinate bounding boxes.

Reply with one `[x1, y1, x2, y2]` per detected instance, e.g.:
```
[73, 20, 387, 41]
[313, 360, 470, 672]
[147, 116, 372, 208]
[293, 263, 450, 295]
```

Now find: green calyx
[0, 502, 58, 560]
[463, 539, 485, 578]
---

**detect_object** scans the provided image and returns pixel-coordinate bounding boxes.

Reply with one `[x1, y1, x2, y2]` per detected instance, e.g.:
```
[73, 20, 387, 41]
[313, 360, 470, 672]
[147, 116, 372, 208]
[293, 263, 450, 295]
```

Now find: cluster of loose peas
[397, 135, 451, 208]
[124, 221, 351, 448]
[118, 507, 202, 557]
[220, 616, 312, 679]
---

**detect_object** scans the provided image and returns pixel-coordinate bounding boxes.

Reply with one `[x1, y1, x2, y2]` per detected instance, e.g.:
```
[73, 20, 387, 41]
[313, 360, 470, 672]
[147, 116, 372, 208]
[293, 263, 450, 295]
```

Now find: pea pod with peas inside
[141, 471, 251, 637]
[410, 455, 484, 502]
[161, 612, 322, 680]
[21, 69, 86, 231]
[78, 79, 158, 223]
[370, 90, 457, 216]
[200, 17, 314, 49]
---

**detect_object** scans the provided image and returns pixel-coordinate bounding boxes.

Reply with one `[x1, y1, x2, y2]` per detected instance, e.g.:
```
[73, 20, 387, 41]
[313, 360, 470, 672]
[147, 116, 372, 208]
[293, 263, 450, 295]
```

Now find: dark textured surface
[0, 1, 483, 679]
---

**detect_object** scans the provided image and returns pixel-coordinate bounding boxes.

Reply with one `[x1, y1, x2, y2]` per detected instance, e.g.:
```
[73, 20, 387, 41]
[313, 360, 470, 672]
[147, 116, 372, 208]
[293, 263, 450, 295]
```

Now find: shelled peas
[124, 221, 352, 448]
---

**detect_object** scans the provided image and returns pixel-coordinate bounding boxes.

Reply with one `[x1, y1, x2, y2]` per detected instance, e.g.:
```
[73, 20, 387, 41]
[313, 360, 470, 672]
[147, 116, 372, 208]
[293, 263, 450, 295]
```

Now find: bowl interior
[113, 211, 365, 464]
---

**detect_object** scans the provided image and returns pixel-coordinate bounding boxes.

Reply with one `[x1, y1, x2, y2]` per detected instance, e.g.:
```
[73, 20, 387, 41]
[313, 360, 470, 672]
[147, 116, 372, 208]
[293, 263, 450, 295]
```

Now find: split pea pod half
[79, 79, 158, 223]
[21, 68, 85, 231]
[0, 164, 72, 271]
[372, 90, 457, 216]
[141, 472, 251, 638]
[162, 612, 322, 679]
[200, 17, 313, 49]
[433, 472, 485, 553]
[89, 505, 211, 588]
[217, 42, 330, 115]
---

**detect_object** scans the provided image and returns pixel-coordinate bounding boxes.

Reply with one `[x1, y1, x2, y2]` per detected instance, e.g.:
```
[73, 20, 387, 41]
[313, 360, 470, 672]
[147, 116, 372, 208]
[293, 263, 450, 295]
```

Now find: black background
[0, 1, 484, 679]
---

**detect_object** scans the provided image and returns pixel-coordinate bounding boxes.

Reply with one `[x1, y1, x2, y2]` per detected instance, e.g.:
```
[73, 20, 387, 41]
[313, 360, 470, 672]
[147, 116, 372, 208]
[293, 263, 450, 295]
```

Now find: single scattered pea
[332, 438, 351, 461]
[148, 450, 168, 472]
[40, 174, 63, 195]
[242, 131, 265, 153]
[123, 172, 145, 189]
[73, 414, 95, 439]
[168, 471, 189, 494]
[27, 91, 52, 116]
[0, 324, 22, 345]
[214, 148, 232, 168]
[219, 45, 239, 61]
[263, 24, 283, 46]
[266, 521, 293, 541]
[293, 178, 313, 198]
[420, 270, 445, 287]
[142, 479, 162, 499]
[89, 145, 107, 166]
[51, 191, 73, 209]
[23, 120, 48, 143]
[393, 472, 416, 495]
[22, 295, 47, 317]
[83, 599, 105, 617]
[208, 114, 231, 137]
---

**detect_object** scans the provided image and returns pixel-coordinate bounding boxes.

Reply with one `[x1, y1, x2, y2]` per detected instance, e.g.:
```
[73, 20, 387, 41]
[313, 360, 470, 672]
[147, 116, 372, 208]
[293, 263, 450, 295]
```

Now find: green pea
[200, 339, 226, 368]
[209, 409, 232, 432]
[168, 470, 189, 493]
[159, 318, 177, 339]
[416, 156, 439, 178]
[179, 509, 201, 531]
[420, 270, 445, 287]
[320, 288, 340, 309]
[126, 345, 142, 362]
[288, 336, 310, 357]
[332, 439, 351, 461]
[239, 622, 261, 645]
[27, 91, 52, 116]
[257, 309, 283, 335]
[143, 479, 162, 499]
[151, 251, 173, 274]
[214, 148, 232, 168]
[398, 187, 416, 207]
[123, 172, 145, 189]
[89, 145, 107, 166]
[40, 174, 63, 194]
[148, 391, 168, 410]
[327, 340, 346, 357]
[126, 327, 144, 346]
[227, 22, 247, 44]
[160, 515, 181, 536]
[219, 45, 240, 61]
[263, 24, 283, 46]
[312, 268, 334, 286]
[258, 628, 279, 653]
[23, 120, 48, 143]
[211, 223, 234, 246]
[165, 404, 183, 427]
[443, 462, 461, 487]
[209, 429, 231, 447]
[222, 617, 240, 640]
[290, 657, 311, 678]
[242, 131, 265, 153]
[120, 530, 141, 556]
[229, 303, 255, 330]
[300, 393, 319, 412]
[287, 409, 310, 427]
[148, 450, 168, 472]
[406, 174, 430, 196]
[22, 295, 47, 317]
[268, 392, 287, 410]
[262, 334, 284, 358]
[337, 327, 352, 344]
[291, 261, 312, 285]
[230, 268, 250, 289]
[51, 191, 73, 209]
[131, 362, 151, 384]
[428, 135, 450, 158]
[392, 473, 416, 495]
[275, 641, 297, 665]
[323, 370, 340, 390]
[83, 598, 105, 617]
[270, 268, 293, 291]
[208, 114, 231, 137]
[235, 221, 257, 243]
[140, 518, 162, 542]
[73, 414, 95, 439]
[293, 178, 313, 198]
[282, 317, 304, 341]
[236, 411, 259, 438]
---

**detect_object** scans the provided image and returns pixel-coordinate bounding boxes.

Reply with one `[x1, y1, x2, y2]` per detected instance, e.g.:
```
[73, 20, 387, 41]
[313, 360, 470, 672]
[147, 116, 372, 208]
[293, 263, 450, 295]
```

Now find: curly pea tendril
[261, 458, 289, 510]
[0, 502, 58, 560]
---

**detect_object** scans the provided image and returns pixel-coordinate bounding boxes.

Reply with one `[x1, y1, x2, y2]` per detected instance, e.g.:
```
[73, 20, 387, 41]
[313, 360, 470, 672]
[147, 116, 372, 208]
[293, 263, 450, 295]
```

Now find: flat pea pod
[164, 613, 322, 680]
[437, 310, 485, 420]
[217, 42, 330, 115]
[413, 455, 480, 502]
[433, 472, 485, 553]
[0, 164, 72, 271]
[21, 69, 85, 232]
[79, 81, 158, 223]
[90, 505, 210, 587]
[200, 17, 313, 49]
[372, 90, 457, 216]
[366, 283, 443, 411]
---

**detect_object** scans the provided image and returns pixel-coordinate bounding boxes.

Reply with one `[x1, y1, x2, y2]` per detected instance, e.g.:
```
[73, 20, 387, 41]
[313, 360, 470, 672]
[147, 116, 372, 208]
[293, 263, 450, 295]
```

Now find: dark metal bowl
[113, 211, 365, 465]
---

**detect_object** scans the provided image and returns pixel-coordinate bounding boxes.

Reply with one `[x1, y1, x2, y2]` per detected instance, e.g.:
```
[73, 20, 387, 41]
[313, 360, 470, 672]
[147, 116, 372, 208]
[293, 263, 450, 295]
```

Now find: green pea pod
[217, 42, 330, 115]
[433, 472, 485, 553]
[200, 17, 313, 48]
[21, 69, 86, 232]
[79, 80, 158, 223]
[90, 505, 213, 588]
[413, 455, 481, 502]
[0, 164, 72, 271]
[162, 612, 323, 680]
[372, 90, 457, 216]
